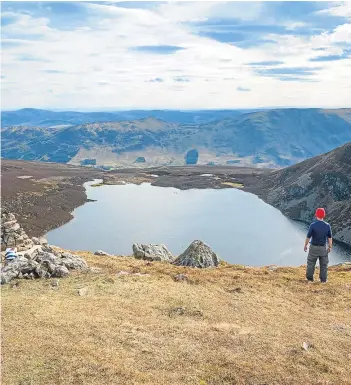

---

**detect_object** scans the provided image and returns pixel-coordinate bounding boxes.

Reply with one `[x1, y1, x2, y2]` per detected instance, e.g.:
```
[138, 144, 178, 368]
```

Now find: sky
[1, 1, 351, 110]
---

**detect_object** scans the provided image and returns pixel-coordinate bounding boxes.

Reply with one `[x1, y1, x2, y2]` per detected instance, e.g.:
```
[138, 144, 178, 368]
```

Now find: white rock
[302, 342, 310, 351]
[78, 287, 88, 296]
[116, 271, 130, 276]
[60, 252, 88, 270]
[39, 237, 48, 245]
[94, 250, 111, 256]
[132, 243, 173, 262]
[32, 237, 41, 245]
[4, 223, 20, 233]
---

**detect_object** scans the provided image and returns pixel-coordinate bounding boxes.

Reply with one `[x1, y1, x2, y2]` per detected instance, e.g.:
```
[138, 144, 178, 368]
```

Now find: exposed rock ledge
[1, 247, 88, 284]
[1, 212, 88, 284]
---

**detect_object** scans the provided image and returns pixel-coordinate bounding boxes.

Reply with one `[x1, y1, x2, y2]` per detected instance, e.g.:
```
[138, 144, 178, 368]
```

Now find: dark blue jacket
[307, 220, 332, 246]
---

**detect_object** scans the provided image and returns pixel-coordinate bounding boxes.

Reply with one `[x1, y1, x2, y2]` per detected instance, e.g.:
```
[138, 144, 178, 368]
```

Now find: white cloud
[317, 1, 351, 19]
[1, 1, 350, 110]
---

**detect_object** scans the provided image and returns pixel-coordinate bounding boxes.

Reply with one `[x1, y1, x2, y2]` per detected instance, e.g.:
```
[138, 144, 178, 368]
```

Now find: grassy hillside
[2, 252, 351, 385]
[200, 108, 351, 163]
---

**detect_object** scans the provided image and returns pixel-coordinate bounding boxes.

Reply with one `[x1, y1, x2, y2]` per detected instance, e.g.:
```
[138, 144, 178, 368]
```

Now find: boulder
[51, 279, 59, 288]
[35, 251, 58, 264]
[4, 223, 20, 233]
[173, 240, 220, 268]
[60, 252, 88, 270]
[94, 250, 111, 256]
[41, 244, 60, 255]
[132, 243, 173, 262]
[39, 237, 48, 245]
[35, 265, 51, 279]
[20, 259, 40, 274]
[32, 237, 41, 245]
[3, 220, 18, 229]
[1, 256, 32, 284]
[78, 287, 88, 296]
[174, 273, 189, 282]
[40, 260, 57, 274]
[5, 213, 16, 222]
[13, 234, 24, 242]
[18, 245, 42, 260]
[32, 237, 48, 246]
[53, 265, 69, 278]
[23, 272, 35, 280]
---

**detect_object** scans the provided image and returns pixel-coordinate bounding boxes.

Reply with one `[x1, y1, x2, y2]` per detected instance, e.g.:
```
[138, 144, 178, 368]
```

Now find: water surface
[46, 180, 351, 266]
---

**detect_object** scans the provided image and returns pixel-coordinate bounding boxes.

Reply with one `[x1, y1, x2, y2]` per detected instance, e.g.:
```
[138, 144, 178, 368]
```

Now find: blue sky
[1, 1, 351, 110]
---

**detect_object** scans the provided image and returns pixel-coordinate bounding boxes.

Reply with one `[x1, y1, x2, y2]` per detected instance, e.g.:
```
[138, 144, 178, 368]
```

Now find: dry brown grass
[2, 253, 351, 385]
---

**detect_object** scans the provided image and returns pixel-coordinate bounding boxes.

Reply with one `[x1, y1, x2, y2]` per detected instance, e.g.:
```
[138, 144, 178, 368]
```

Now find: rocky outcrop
[173, 240, 220, 268]
[250, 142, 351, 246]
[1, 211, 34, 251]
[1, 212, 88, 284]
[1, 245, 88, 284]
[132, 243, 173, 262]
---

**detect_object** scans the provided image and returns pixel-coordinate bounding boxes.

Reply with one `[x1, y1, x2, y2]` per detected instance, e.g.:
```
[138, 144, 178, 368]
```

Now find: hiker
[4, 247, 18, 265]
[304, 208, 332, 283]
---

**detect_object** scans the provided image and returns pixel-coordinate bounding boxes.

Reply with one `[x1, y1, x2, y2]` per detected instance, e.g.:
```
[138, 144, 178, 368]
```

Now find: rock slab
[173, 240, 220, 268]
[132, 243, 173, 262]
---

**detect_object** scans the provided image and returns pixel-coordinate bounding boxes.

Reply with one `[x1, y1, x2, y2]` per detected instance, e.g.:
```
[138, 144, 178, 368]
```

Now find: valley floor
[2, 253, 351, 385]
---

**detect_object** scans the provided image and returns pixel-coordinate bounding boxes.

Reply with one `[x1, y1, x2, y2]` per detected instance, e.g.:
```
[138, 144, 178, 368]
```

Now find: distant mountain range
[1, 108, 248, 127]
[1, 108, 351, 167]
[252, 141, 351, 246]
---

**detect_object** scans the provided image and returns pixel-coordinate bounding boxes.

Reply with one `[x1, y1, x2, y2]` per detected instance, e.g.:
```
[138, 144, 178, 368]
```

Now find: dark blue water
[46, 180, 351, 266]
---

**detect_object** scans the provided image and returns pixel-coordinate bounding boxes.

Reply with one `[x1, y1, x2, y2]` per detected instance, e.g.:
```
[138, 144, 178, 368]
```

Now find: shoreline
[2, 160, 351, 250]
[46, 181, 351, 267]
[1, 161, 267, 237]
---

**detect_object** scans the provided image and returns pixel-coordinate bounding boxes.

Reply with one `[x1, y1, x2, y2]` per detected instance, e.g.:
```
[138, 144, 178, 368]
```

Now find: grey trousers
[306, 244, 329, 282]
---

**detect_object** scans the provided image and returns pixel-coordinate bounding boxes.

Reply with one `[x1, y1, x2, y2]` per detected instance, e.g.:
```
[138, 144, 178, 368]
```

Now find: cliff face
[253, 142, 351, 245]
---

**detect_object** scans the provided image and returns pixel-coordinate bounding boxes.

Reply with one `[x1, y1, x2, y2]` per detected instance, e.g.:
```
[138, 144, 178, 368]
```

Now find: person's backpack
[5, 248, 18, 261]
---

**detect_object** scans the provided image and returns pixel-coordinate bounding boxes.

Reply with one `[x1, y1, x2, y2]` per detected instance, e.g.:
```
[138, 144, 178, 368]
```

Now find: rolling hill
[1, 108, 351, 167]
